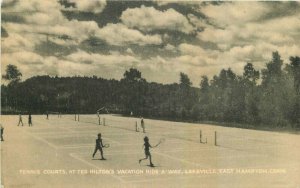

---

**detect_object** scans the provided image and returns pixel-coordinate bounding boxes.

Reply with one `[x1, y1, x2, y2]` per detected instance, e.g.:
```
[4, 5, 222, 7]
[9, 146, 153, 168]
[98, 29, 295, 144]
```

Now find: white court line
[37, 134, 121, 144]
[69, 153, 125, 183]
[30, 131, 136, 137]
[60, 142, 148, 149]
[21, 129, 58, 149]
[26, 118, 299, 171]
[70, 149, 210, 168]
[161, 150, 267, 160]
[34, 118, 77, 133]
[59, 137, 122, 148]
[33, 133, 95, 138]
[25, 119, 123, 147]
[20, 118, 79, 149]
[71, 150, 141, 155]
[153, 151, 210, 168]
[60, 144, 95, 148]
[71, 132, 138, 136]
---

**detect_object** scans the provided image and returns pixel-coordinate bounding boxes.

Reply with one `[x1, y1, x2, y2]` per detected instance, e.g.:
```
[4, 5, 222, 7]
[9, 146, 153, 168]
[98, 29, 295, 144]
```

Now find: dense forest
[1, 51, 299, 128]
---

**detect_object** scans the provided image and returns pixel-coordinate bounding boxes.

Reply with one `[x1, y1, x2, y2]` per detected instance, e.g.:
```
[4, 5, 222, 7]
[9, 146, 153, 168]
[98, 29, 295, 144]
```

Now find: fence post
[214, 131, 217, 146]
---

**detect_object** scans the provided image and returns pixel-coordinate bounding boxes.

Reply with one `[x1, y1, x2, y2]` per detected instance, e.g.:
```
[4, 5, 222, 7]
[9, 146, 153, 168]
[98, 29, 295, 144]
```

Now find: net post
[135, 121, 138, 132]
[98, 117, 101, 125]
[214, 131, 217, 146]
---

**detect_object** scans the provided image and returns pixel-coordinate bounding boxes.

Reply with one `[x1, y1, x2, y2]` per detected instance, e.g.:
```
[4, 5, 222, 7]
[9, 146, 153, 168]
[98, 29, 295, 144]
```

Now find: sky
[1, 0, 300, 86]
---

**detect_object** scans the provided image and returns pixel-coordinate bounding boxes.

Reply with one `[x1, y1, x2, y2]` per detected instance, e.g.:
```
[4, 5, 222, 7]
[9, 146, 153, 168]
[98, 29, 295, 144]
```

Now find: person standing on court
[17, 113, 24, 126]
[141, 117, 145, 133]
[97, 111, 101, 125]
[28, 113, 33, 126]
[1, 124, 4, 141]
[92, 133, 106, 160]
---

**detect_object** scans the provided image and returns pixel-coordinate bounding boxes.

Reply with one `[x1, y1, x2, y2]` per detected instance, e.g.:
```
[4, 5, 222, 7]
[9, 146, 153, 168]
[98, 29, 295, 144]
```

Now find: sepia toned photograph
[1, 0, 300, 187]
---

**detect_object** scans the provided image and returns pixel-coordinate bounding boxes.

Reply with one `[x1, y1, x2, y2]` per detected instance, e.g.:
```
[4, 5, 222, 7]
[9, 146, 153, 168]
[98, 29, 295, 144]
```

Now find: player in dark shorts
[18, 114, 23, 126]
[139, 136, 154, 167]
[1, 124, 4, 141]
[28, 114, 33, 126]
[92, 133, 106, 160]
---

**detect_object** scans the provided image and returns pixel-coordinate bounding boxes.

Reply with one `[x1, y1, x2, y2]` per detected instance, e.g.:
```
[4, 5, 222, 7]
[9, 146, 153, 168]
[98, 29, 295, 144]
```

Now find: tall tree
[178, 72, 193, 119]
[180, 72, 192, 87]
[2, 64, 22, 84]
[243, 63, 260, 84]
[242, 63, 260, 124]
[287, 56, 300, 94]
[259, 52, 292, 127]
[261, 51, 283, 86]
[122, 68, 144, 82]
[200, 76, 209, 93]
[285, 56, 300, 127]
[121, 68, 146, 115]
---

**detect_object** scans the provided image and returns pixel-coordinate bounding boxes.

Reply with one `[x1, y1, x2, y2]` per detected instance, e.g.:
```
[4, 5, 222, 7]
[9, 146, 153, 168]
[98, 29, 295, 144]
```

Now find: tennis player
[92, 133, 106, 160]
[139, 136, 154, 167]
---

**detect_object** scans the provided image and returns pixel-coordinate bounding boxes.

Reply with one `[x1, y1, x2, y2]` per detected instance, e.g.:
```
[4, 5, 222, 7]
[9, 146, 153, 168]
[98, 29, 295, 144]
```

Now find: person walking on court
[46, 111, 49, 120]
[1, 124, 4, 141]
[139, 136, 154, 167]
[92, 133, 106, 160]
[141, 117, 145, 133]
[28, 113, 33, 126]
[17, 113, 24, 126]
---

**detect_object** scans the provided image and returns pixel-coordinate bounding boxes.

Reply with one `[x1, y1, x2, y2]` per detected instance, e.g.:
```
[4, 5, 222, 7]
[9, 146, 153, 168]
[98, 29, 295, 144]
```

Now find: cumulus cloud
[164, 44, 176, 51]
[64, 0, 106, 14]
[1, 49, 140, 80]
[95, 23, 162, 46]
[121, 5, 194, 34]
[1, 1, 300, 85]
[1, 32, 37, 53]
[4, 20, 99, 43]
[1, 0, 102, 57]
[200, 2, 269, 27]
[66, 50, 139, 67]
[126, 48, 134, 54]
[2, 0, 60, 13]
[197, 3, 300, 67]
[187, 14, 209, 29]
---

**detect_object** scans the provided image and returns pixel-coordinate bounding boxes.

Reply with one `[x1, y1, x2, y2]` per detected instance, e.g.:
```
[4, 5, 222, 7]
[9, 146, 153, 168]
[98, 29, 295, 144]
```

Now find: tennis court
[1, 114, 299, 188]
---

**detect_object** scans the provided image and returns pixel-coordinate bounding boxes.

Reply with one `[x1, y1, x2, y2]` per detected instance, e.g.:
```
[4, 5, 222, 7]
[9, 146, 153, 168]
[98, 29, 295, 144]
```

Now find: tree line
[1, 51, 299, 128]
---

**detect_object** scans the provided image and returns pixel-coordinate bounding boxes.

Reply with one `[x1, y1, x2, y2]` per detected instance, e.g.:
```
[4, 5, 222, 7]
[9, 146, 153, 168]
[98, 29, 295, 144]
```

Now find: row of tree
[1, 51, 299, 128]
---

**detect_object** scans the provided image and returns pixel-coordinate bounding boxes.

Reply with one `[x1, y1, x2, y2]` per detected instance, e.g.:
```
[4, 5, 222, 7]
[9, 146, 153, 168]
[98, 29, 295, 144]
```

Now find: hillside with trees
[1, 52, 299, 129]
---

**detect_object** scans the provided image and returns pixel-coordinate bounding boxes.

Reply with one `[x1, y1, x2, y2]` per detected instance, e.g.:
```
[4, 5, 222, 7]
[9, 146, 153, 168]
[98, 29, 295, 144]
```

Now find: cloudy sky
[1, 0, 300, 86]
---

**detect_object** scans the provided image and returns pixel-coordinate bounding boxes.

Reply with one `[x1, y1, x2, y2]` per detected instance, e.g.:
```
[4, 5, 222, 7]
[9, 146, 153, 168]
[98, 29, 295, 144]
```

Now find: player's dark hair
[98, 133, 101, 137]
[144, 136, 149, 142]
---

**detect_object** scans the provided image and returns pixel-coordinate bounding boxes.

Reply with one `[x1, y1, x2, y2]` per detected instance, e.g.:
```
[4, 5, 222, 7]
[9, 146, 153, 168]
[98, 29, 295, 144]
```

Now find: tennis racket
[103, 144, 110, 148]
[155, 138, 166, 147]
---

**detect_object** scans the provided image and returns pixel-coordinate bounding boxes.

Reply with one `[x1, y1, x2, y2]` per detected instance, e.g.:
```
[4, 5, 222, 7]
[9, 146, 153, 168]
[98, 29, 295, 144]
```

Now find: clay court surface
[1, 114, 300, 188]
